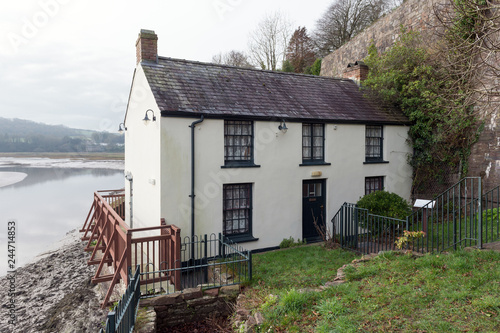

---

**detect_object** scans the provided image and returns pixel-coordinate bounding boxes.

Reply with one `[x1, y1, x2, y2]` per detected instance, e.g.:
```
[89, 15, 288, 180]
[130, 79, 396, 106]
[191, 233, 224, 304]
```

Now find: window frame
[365, 125, 384, 162]
[223, 120, 258, 168]
[301, 123, 327, 165]
[222, 183, 257, 242]
[365, 176, 384, 195]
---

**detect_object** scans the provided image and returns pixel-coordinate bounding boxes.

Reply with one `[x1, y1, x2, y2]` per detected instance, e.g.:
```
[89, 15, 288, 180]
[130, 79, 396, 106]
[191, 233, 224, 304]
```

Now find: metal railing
[334, 177, 500, 254]
[99, 265, 141, 333]
[140, 233, 252, 298]
[408, 177, 482, 253]
[332, 202, 406, 254]
[482, 184, 500, 244]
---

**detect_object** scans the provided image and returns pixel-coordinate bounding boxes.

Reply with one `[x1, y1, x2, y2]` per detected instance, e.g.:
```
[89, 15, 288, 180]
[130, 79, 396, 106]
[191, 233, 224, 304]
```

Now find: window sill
[225, 235, 259, 243]
[364, 160, 389, 164]
[299, 162, 331, 166]
[221, 164, 261, 169]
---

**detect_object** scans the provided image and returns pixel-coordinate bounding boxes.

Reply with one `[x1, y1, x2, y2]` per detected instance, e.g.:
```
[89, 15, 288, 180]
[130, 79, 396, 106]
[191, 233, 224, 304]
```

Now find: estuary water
[0, 157, 124, 275]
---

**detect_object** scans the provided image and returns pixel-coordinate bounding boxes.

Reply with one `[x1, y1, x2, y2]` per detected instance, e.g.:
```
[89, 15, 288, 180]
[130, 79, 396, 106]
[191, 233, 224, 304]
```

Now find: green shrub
[279, 237, 306, 249]
[356, 191, 411, 219]
[356, 191, 411, 236]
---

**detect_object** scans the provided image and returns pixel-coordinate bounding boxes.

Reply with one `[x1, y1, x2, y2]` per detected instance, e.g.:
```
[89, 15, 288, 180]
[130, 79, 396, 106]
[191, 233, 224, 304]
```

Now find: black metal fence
[482, 184, 500, 245]
[334, 177, 500, 254]
[140, 233, 252, 298]
[99, 265, 141, 333]
[408, 177, 482, 253]
[333, 202, 407, 254]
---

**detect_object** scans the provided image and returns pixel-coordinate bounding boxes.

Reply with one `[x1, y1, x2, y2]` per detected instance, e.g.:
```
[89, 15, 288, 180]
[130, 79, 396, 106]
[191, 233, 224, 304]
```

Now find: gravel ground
[0, 230, 108, 333]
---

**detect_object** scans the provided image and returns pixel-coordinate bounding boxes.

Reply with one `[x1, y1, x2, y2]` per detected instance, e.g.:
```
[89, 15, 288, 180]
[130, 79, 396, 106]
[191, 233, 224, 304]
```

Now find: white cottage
[122, 30, 412, 252]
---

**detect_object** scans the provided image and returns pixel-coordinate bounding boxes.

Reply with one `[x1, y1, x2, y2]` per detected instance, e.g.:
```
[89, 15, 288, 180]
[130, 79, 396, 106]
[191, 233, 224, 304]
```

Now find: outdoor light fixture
[118, 123, 127, 132]
[278, 119, 288, 133]
[143, 109, 156, 123]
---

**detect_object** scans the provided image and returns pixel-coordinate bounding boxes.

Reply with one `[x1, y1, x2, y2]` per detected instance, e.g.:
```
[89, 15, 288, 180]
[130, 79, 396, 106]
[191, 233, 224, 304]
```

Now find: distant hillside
[0, 117, 124, 153]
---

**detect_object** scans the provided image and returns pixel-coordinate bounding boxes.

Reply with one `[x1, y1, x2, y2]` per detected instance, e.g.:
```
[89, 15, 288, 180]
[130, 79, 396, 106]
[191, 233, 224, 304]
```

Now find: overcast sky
[0, 0, 333, 131]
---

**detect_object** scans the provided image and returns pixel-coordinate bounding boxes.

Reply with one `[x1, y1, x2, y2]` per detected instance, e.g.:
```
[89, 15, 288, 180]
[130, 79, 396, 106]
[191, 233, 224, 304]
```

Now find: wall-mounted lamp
[278, 119, 288, 133]
[118, 123, 127, 132]
[143, 109, 156, 123]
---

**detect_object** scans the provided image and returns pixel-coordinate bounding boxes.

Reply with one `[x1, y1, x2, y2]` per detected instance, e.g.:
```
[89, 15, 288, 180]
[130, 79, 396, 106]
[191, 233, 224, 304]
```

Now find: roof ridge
[153, 56, 349, 82]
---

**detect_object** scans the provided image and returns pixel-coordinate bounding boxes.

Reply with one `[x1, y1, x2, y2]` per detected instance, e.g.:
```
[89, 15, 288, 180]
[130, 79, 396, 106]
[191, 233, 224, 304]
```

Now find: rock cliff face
[321, 0, 442, 79]
[0, 230, 108, 333]
[321, 0, 500, 192]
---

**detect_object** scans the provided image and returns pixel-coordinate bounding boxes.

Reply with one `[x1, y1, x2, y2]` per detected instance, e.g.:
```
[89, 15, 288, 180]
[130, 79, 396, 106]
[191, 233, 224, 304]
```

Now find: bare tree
[248, 11, 293, 70]
[432, 0, 500, 106]
[313, 0, 398, 57]
[211, 50, 254, 68]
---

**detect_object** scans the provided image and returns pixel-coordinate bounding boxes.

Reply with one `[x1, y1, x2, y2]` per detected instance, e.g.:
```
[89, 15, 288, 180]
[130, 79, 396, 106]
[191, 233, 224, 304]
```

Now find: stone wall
[321, 0, 500, 192]
[139, 285, 240, 331]
[321, 0, 441, 78]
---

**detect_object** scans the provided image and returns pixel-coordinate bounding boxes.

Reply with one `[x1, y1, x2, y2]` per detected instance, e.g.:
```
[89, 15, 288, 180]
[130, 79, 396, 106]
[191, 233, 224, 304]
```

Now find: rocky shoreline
[0, 229, 108, 333]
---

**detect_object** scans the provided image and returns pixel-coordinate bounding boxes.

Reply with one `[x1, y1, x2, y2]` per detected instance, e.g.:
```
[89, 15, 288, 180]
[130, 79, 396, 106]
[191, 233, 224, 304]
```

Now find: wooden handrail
[81, 191, 181, 308]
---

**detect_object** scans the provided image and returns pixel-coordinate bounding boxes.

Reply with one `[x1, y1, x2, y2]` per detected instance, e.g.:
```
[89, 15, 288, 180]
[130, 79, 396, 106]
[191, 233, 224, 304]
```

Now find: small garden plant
[279, 237, 306, 249]
[395, 230, 426, 250]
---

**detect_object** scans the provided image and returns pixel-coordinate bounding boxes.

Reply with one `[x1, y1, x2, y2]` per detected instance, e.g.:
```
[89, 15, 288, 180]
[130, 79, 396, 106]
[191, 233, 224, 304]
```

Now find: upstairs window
[224, 120, 254, 166]
[365, 176, 384, 195]
[365, 125, 383, 162]
[302, 123, 325, 163]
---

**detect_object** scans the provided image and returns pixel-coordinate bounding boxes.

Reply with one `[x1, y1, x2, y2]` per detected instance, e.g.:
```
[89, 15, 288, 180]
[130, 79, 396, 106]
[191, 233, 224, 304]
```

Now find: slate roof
[141, 57, 409, 125]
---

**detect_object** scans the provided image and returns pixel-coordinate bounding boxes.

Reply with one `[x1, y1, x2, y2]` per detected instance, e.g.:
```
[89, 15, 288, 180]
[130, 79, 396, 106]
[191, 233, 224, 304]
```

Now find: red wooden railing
[80, 190, 181, 308]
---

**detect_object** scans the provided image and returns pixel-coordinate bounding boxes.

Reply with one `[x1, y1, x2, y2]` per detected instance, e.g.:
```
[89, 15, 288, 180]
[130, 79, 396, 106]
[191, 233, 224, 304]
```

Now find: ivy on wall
[362, 21, 486, 193]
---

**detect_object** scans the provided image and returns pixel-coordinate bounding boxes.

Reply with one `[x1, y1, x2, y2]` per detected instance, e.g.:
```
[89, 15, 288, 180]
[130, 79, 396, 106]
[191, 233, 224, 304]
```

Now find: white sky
[0, 0, 333, 131]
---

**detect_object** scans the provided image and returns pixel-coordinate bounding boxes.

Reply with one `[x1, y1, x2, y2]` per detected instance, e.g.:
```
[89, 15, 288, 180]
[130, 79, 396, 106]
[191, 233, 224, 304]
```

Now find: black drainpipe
[189, 115, 204, 261]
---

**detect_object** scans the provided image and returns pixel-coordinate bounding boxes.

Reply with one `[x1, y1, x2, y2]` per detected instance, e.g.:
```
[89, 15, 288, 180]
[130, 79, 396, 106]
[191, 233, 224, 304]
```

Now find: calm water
[0, 164, 124, 274]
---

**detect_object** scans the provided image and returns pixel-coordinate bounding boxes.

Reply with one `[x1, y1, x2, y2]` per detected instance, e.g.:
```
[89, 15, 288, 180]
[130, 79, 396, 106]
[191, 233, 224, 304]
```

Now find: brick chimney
[342, 61, 369, 84]
[136, 29, 158, 65]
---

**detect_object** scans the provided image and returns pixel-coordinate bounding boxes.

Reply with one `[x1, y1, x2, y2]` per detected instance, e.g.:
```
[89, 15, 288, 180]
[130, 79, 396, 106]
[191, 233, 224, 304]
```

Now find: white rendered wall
[123, 66, 162, 232]
[159, 118, 412, 251]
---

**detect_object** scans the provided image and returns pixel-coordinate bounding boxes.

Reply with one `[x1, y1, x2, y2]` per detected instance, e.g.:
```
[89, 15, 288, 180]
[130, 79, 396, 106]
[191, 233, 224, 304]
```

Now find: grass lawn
[242, 245, 500, 332]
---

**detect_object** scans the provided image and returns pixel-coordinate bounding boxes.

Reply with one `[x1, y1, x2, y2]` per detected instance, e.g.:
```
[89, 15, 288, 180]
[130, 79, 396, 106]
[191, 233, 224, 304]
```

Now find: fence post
[204, 234, 208, 259]
[339, 206, 344, 247]
[247, 250, 252, 281]
[174, 228, 181, 291]
[478, 178, 483, 249]
[203, 234, 208, 282]
[128, 271, 136, 331]
[221, 234, 226, 258]
[405, 216, 409, 251]
[107, 312, 116, 333]
[218, 232, 222, 257]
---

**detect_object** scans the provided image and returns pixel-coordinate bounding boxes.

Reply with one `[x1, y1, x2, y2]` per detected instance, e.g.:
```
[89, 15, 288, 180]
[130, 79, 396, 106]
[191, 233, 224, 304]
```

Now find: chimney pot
[343, 61, 369, 84]
[136, 29, 158, 65]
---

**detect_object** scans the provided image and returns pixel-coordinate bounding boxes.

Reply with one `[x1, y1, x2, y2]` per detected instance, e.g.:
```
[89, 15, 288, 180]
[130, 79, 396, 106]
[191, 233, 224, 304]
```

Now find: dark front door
[302, 179, 326, 242]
